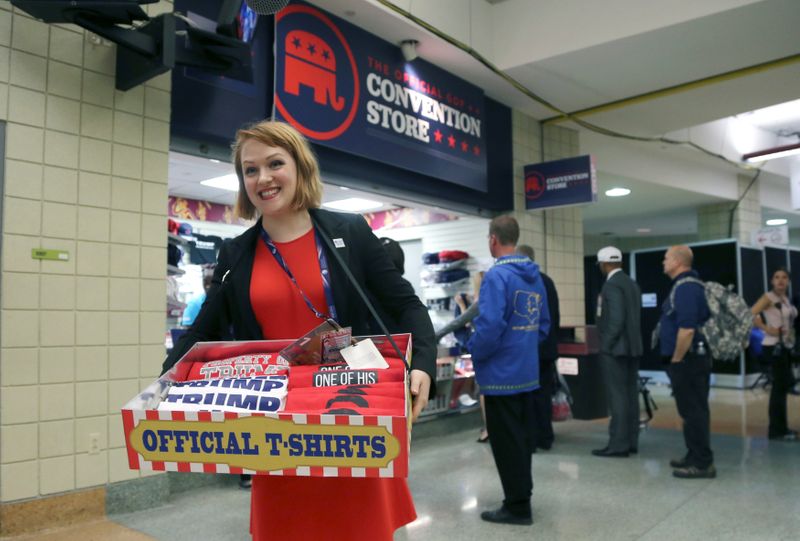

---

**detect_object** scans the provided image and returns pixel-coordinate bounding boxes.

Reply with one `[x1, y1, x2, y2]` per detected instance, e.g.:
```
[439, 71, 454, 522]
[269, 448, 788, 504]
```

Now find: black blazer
[597, 270, 643, 357]
[162, 209, 436, 395]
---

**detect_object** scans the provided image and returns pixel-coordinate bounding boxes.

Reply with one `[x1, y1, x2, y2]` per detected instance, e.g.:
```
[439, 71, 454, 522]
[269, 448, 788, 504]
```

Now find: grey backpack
[656, 277, 752, 360]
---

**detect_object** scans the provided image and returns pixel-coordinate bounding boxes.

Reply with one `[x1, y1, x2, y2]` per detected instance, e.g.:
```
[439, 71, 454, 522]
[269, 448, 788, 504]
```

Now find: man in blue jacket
[469, 215, 550, 526]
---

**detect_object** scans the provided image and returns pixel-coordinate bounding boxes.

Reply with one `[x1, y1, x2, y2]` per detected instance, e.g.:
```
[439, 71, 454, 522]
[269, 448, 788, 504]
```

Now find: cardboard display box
[121, 335, 411, 478]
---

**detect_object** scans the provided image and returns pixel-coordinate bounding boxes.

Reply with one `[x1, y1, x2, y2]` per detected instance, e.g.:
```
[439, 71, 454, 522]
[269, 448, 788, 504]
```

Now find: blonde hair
[231, 120, 323, 219]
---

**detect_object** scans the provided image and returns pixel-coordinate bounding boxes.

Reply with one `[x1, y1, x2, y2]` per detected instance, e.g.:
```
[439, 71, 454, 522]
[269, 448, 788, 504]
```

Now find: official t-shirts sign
[524, 155, 597, 210]
[274, 1, 487, 191]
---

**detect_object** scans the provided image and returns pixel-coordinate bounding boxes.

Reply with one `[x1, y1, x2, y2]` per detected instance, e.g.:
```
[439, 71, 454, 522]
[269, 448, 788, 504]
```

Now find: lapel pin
[333, 238, 345, 248]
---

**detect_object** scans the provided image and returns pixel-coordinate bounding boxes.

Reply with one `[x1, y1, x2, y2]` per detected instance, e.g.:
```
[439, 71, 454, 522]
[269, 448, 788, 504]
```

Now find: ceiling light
[743, 142, 800, 163]
[766, 218, 787, 226]
[201, 174, 239, 192]
[605, 187, 631, 197]
[400, 39, 418, 62]
[323, 198, 383, 212]
[209, 158, 221, 164]
[636, 228, 651, 233]
[339, 186, 350, 191]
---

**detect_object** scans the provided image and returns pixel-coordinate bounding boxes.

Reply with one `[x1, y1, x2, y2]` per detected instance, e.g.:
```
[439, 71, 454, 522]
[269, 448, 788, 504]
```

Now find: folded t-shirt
[284, 392, 404, 415]
[185, 353, 289, 381]
[288, 382, 405, 399]
[159, 376, 288, 413]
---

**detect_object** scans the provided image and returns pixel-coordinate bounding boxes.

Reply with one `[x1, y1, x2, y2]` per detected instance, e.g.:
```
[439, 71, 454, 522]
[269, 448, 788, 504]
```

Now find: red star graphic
[447, 134, 456, 148]
[433, 129, 443, 143]
[473, 145, 481, 156]
[461, 141, 469, 152]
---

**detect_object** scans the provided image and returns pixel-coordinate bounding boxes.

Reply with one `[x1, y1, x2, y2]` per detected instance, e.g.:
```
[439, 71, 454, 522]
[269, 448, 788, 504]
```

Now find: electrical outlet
[89, 433, 101, 455]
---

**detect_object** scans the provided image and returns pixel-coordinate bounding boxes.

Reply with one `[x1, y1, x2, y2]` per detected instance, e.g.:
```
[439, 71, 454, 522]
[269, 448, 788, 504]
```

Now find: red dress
[249, 229, 416, 541]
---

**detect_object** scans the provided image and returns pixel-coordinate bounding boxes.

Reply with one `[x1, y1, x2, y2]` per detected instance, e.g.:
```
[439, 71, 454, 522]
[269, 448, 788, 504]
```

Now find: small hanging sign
[32, 249, 70, 261]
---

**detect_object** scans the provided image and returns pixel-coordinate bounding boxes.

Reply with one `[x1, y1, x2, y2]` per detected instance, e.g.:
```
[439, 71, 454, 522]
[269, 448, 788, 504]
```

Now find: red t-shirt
[249, 227, 415, 541]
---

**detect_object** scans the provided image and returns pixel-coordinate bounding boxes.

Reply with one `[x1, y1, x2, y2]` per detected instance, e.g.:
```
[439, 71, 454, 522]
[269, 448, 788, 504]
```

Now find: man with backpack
[659, 245, 716, 479]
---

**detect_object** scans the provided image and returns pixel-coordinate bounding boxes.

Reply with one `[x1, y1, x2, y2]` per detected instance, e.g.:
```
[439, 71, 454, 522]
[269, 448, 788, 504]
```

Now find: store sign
[524, 155, 597, 211]
[274, 1, 487, 191]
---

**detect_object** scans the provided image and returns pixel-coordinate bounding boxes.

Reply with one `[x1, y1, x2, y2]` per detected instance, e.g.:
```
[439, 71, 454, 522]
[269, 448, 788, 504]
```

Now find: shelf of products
[418, 250, 477, 419]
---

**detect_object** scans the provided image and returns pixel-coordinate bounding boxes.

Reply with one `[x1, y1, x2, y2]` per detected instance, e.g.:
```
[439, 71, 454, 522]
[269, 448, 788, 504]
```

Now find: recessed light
[339, 186, 350, 191]
[636, 228, 651, 233]
[766, 218, 787, 226]
[200, 174, 239, 192]
[209, 159, 221, 164]
[323, 198, 383, 212]
[605, 187, 631, 197]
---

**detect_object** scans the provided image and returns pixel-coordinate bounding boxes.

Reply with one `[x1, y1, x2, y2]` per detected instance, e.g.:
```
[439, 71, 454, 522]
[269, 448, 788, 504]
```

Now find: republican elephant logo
[525, 171, 546, 200]
[284, 30, 345, 111]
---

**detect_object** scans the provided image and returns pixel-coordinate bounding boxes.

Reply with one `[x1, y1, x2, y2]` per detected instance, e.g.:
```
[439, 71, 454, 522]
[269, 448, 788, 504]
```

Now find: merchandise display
[418, 250, 480, 417]
[121, 333, 413, 478]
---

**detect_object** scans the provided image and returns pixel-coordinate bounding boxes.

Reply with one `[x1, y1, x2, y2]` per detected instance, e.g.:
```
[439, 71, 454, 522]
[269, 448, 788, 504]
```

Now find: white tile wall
[39, 347, 75, 384]
[39, 419, 75, 458]
[45, 95, 80, 134]
[1, 5, 172, 497]
[75, 346, 108, 381]
[39, 455, 75, 494]
[43, 166, 78, 204]
[0, 347, 39, 386]
[1, 424, 38, 463]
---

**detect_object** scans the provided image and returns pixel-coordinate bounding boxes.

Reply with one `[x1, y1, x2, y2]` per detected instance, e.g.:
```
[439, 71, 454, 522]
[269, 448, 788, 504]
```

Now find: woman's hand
[409, 369, 431, 422]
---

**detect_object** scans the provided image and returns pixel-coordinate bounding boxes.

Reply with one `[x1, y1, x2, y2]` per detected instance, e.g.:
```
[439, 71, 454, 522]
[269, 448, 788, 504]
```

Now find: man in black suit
[593, 246, 642, 458]
[517, 244, 560, 451]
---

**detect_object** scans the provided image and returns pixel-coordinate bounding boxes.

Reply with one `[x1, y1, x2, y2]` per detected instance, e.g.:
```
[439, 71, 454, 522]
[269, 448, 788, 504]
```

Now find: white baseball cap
[597, 246, 622, 263]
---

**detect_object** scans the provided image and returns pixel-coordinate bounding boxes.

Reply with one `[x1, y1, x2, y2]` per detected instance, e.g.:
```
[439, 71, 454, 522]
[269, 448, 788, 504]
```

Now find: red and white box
[121, 335, 412, 479]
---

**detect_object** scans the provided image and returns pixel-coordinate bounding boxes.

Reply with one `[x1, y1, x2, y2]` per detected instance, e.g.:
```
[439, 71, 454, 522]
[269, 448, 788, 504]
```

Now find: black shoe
[480, 506, 532, 526]
[670, 457, 689, 468]
[673, 465, 716, 479]
[591, 447, 629, 458]
[537, 443, 552, 451]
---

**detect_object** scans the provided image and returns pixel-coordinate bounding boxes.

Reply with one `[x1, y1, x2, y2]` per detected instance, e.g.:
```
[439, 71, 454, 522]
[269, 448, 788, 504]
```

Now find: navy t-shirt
[659, 270, 710, 356]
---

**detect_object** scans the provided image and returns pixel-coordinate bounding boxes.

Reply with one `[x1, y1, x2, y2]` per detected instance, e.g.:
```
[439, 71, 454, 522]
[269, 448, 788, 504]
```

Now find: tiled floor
[7, 385, 800, 540]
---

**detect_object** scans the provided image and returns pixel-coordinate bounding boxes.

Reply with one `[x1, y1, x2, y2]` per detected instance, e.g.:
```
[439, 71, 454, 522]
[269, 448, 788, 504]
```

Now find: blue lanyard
[258, 227, 338, 322]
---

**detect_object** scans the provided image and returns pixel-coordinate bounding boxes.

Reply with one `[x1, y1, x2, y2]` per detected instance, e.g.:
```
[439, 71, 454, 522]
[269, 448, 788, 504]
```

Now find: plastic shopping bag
[552, 389, 572, 422]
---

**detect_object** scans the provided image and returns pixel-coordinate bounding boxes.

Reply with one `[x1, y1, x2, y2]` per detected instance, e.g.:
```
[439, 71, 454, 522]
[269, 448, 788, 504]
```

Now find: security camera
[400, 39, 419, 62]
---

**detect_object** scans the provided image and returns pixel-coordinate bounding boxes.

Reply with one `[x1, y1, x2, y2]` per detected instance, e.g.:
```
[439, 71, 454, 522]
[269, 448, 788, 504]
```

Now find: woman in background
[162, 120, 436, 540]
[751, 267, 798, 441]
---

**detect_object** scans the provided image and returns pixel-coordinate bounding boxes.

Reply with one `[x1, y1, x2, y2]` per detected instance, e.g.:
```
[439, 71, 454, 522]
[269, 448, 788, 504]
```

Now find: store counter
[557, 326, 608, 420]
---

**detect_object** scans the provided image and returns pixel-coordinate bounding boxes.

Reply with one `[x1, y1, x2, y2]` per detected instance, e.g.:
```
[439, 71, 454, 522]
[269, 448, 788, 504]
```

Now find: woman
[751, 267, 798, 441]
[162, 120, 436, 539]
